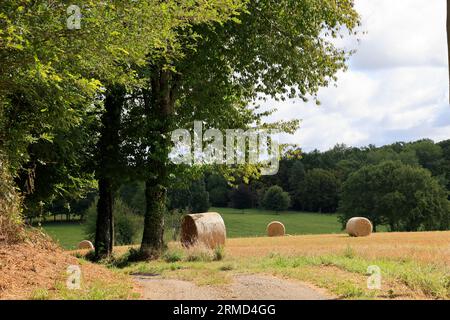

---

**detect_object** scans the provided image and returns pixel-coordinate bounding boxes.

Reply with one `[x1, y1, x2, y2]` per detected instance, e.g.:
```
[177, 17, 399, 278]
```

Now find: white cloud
[262, 0, 450, 151]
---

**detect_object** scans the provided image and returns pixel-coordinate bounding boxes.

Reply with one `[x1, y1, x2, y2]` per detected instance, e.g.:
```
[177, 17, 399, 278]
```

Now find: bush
[230, 184, 254, 210]
[262, 186, 291, 213]
[163, 248, 184, 263]
[190, 179, 210, 213]
[206, 174, 229, 207]
[213, 245, 225, 261]
[168, 178, 210, 213]
[84, 198, 142, 246]
[339, 161, 450, 232]
[0, 156, 23, 243]
[209, 187, 229, 207]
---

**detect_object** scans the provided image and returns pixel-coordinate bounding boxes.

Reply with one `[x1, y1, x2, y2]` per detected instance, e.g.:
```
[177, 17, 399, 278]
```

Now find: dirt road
[134, 274, 333, 300]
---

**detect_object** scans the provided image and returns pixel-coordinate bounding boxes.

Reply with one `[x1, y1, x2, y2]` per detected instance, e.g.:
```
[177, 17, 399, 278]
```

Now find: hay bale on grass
[78, 240, 94, 250]
[346, 217, 373, 237]
[267, 221, 285, 237]
[181, 212, 226, 249]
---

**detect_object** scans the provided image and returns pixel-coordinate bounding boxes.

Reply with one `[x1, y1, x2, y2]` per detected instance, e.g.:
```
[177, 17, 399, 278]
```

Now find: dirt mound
[0, 230, 132, 299]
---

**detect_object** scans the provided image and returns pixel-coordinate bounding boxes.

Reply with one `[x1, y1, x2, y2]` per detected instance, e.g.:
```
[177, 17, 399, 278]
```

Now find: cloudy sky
[265, 0, 450, 151]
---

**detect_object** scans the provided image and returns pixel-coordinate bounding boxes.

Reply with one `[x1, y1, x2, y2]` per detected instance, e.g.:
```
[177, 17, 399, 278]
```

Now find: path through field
[134, 274, 333, 300]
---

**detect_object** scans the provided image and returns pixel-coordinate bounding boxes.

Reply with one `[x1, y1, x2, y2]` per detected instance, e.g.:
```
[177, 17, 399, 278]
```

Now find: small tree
[168, 178, 210, 214]
[262, 186, 291, 214]
[190, 179, 210, 214]
[230, 184, 254, 211]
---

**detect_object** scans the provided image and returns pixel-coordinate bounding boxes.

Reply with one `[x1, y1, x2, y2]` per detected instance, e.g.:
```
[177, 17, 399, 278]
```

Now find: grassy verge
[30, 258, 138, 300]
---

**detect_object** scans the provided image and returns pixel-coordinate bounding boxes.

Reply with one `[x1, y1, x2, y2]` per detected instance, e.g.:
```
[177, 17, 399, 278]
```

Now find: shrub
[230, 184, 254, 210]
[0, 156, 24, 243]
[209, 187, 229, 207]
[168, 178, 210, 213]
[213, 245, 225, 261]
[84, 198, 142, 246]
[262, 186, 291, 213]
[163, 248, 184, 263]
[190, 179, 210, 213]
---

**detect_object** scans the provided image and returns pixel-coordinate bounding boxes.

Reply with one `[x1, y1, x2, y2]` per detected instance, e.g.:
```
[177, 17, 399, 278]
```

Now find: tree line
[184, 139, 449, 232]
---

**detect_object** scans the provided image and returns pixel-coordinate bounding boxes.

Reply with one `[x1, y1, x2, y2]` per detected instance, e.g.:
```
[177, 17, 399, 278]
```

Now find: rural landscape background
[0, 0, 449, 301]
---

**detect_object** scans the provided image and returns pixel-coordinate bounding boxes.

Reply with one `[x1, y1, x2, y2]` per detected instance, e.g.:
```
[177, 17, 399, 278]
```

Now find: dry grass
[223, 231, 450, 267]
[116, 231, 449, 300]
[0, 230, 136, 300]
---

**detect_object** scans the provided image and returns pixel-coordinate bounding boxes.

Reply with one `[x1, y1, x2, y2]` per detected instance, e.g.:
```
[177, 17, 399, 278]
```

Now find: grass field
[42, 207, 343, 249]
[42, 222, 86, 250]
[213, 207, 342, 237]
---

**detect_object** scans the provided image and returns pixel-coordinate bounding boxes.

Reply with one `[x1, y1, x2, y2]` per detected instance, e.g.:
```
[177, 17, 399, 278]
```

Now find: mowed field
[43, 208, 343, 249]
[224, 231, 450, 266]
[42, 222, 86, 250]
[212, 207, 343, 237]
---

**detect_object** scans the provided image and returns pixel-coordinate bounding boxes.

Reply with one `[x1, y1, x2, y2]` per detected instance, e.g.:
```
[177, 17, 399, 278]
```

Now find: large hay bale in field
[267, 221, 285, 237]
[78, 240, 94, 250]
[181, 212, 226, 249]
[346, 217, 373, 237]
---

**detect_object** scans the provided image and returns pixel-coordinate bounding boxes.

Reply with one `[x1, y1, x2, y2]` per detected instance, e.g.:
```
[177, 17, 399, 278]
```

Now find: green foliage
[262, 186, 291, 213]
[163, 249, 184, 263]
[404, 139, 443, 173]
[0, 155, 23, 243]
[213, 245, 225, 261]
[208, 187, 229, 207]
[119, 182, 145, 215]
[190, 179, 211, 213]
[168, 178, 210, 213]
[84, 199, 142, 246]
[297, 169, 340, 213]
[207, 174, 229, 207]
[339, 161, 450, 232]
[230, 184, 254, 210]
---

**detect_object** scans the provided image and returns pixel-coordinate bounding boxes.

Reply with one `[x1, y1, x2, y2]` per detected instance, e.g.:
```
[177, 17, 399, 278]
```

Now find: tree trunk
[139, 66, 178, 259]
[94, 85, 125, 259]
[95, 177, 114, 257]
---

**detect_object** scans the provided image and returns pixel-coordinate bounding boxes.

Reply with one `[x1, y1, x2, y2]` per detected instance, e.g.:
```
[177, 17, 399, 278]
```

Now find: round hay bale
[181, 212, 226, 249]
[78, 240, 94, 250]
[267, 221, 285, 237]
[346, 217, 373, 237]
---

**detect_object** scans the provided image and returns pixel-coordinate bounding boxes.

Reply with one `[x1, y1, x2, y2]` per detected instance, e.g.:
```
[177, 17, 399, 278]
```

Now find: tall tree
[137, 0, 360, 258]
[94, 86, 125, 258]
